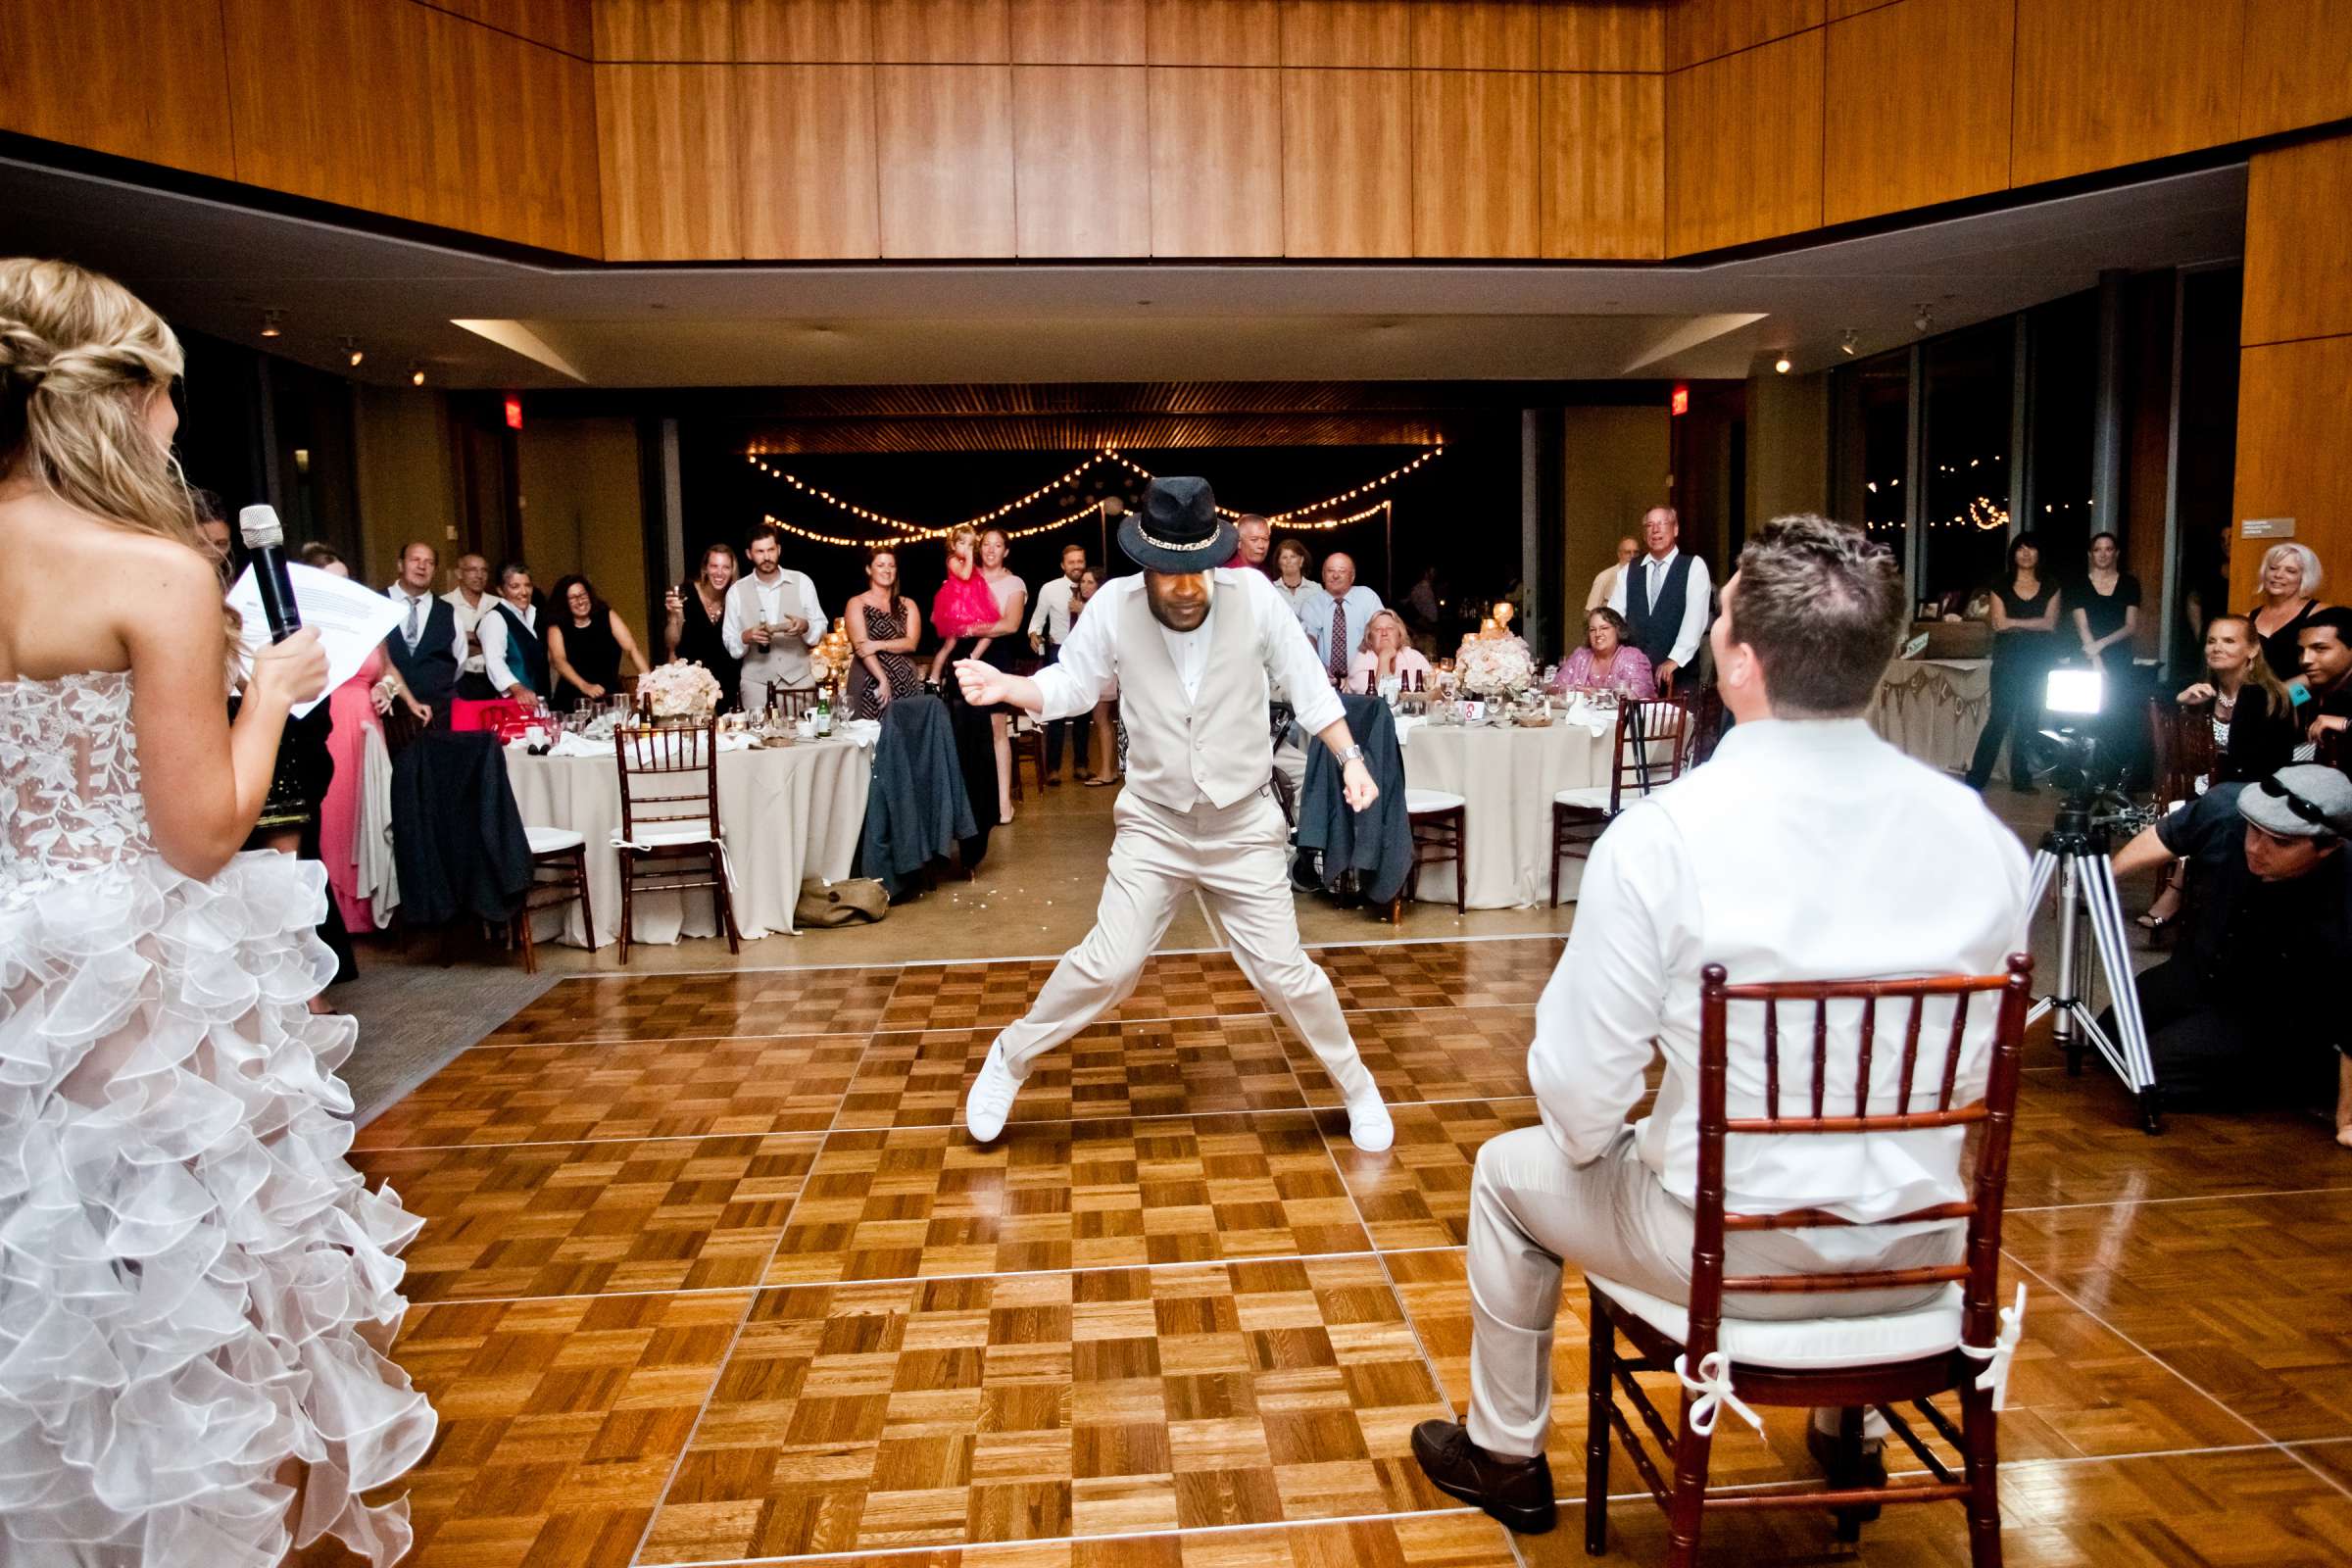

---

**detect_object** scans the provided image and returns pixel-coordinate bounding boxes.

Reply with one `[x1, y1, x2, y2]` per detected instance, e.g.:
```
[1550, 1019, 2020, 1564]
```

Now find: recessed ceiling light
[1773, 356, 1792, 374]
[1839, 328, 1859, 356]
[260, 309, 283, 339]
[409, 364, 426, 387]
[341, 336, 364, 368]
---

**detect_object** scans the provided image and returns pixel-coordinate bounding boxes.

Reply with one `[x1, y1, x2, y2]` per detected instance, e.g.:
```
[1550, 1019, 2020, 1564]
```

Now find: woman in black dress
[663, 543, 742, 710]
[846, 543, 924, 719]
[2246, 541, 2327, 683]
[547, 572, 650, 711]
[2067, 532, 2141, 669]
[1964, 532, 2061, 792]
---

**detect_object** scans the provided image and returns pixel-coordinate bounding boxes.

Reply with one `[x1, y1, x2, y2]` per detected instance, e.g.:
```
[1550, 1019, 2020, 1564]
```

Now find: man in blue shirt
[1294, 551, 1383, 689]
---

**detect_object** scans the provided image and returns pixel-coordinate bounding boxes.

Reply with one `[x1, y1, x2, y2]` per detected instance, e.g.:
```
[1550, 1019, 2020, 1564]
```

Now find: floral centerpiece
[1454, 633, 1535, 698]
[640, 660, 723, 723]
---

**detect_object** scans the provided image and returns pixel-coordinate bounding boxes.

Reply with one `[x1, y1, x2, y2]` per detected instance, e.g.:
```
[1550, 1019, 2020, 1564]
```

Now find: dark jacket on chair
[858, 694, 977, 898]
[1298, 693, 1412, 906]
[390, 729, 532, 925]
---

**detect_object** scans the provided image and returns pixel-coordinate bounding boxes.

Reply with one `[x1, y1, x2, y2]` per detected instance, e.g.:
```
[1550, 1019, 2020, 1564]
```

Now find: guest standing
[1553, 606, 1656, 698]
[720, 522, 825, 713]
[978, 526, 1029, 823]
[2248, 542, 2327, 681]
[846, 543, 924, 719]
[1271, 537, 1312, 609]
[1074, 567, 1124, 786]
[663, 541, 742, 709]
[1348, 608, 1434, 692]
[1963, 532, 2061, 793]
[443, 551, 493, 694]
[308, 546, 424, 933]
[474, 563, 547, 705]
[1607, 507, 1710, 696]
[546, 572, 649, 711]
[2068, 531, 2142, 669]
[1586, 534, 1640, 612]
[1402, 564, 1443, 656]
[383, 538, 464, 723]
[1026, 541, 1092, 781]
[1296, 551, 1383, 687]
[1226, 513, 1271, 571]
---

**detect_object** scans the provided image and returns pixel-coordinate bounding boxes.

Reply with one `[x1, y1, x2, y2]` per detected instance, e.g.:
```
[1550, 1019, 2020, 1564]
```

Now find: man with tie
[384, 539, 465, 726]
[1609, 507, 1712, 696]
[1294, 551, 1383, 688]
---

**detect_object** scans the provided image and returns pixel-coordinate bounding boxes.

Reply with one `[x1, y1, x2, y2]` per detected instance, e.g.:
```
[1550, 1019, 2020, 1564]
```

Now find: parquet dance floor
[305, 937, 2352, 1568]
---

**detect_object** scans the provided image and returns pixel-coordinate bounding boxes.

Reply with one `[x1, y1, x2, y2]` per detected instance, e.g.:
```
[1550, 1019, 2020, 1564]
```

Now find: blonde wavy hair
[0, 259, 198, 539]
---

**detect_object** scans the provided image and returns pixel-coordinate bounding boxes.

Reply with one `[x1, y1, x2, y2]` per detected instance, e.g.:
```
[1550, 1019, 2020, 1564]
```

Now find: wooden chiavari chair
[612, 718, 738, 963]
[1550, 698, 1693, 905]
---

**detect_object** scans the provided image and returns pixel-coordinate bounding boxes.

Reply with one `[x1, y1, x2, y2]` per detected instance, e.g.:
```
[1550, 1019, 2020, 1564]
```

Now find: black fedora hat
[1119, 476, 1239, 573]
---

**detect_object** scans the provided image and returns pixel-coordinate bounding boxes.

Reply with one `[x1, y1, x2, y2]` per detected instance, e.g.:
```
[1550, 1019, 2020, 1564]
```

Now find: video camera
[2034, 669, 2139, 828]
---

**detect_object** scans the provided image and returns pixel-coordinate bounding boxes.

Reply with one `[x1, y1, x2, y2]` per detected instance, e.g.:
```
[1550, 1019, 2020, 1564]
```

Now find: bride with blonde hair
[0, 259, 433, 1564]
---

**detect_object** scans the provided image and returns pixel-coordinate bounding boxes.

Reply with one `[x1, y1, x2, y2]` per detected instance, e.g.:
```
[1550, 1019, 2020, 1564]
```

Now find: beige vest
[729, 572, 813, 692]
[1117, 573, 1274, 811]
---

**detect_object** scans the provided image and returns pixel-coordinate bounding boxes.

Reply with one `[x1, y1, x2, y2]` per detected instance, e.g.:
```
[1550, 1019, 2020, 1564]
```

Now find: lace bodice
[0, 669, 152, 898]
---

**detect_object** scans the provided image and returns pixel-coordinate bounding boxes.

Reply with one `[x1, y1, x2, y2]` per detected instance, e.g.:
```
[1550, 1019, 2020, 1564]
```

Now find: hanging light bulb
[409, 364, 426, 387]
[259, 309, 283, 339]
[1839, 328, 1859, 356]
[341, 336, 364, 368]
[1773, 356, 1792, 374]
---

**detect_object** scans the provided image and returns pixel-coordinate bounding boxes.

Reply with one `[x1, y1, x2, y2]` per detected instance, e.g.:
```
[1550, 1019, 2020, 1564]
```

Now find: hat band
[1139, 525, 1222, 553]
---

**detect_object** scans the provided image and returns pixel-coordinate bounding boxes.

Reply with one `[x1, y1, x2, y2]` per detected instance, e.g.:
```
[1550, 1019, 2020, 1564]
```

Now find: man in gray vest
[1608, 506, 1712, 696]
[720, 521, 825, 713]
[953, 477, 1395, 1152]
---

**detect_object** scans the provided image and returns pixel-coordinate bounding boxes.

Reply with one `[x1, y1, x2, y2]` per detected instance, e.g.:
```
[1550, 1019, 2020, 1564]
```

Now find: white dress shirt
[719, 567, 826, 660]
[386, 583, 466, 665]
[1028, 574, 1082, 645]
[1529, 717, 2029, 1232]
[442, 587, 491, 673]
[1293, 583, 1385, 669]
[1608, 548, 1713, 667]
[1033, 569, 1345, 738]
[476, 601, 539, 695]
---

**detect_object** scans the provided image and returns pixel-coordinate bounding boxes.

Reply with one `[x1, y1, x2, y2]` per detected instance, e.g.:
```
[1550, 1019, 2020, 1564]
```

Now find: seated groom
[1411, 515, 2031, 1532]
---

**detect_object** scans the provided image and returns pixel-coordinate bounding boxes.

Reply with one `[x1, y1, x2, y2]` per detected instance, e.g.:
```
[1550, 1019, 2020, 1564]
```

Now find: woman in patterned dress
[846, 543, 923, 719]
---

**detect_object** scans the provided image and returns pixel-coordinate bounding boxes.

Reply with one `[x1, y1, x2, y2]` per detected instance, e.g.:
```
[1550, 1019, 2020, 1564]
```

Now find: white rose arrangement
[1454, 635, 1535, 697]
[640, 660, 723, 718]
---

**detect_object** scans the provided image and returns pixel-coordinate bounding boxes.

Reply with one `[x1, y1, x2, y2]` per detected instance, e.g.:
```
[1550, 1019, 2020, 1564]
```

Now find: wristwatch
[1337, 744, 1366, 764]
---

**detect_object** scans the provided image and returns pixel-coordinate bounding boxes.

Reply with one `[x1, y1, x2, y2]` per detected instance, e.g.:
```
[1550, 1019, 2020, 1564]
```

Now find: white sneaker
[965, 1042, 1023, 1144]
[1346, 1093, 1394, 1153]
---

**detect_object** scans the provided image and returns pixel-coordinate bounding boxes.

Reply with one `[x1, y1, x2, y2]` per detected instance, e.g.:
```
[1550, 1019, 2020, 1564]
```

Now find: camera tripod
[2023, 791, 2164, 1134]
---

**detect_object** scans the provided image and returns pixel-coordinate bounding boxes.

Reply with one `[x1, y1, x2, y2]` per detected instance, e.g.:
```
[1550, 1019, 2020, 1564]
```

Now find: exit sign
[1670, 385, 1690, 416]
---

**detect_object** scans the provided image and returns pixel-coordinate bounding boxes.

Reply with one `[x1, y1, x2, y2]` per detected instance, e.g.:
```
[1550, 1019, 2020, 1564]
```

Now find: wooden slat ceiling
[721, 379, 1626, 453]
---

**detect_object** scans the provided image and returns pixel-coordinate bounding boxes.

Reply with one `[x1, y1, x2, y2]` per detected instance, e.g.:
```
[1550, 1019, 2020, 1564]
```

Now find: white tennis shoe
[965, 1042, 1023, 1143]
[1346, 1092, 1395, 1152]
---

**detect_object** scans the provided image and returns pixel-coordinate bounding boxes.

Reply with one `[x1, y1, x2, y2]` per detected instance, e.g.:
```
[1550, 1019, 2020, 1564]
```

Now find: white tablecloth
[1400, 721, 1613, 907]
[504, 738, 872, 947]
[1869, 658, 1991, 772]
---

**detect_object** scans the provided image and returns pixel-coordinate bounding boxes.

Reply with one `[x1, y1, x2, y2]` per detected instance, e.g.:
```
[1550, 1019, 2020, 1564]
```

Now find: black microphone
[238, 504, 303, 643]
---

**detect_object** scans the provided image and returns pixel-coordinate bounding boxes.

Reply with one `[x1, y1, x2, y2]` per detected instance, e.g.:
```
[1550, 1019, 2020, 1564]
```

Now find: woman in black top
[2068, 532, 2142, 668]
[2247, 542, 2326, 681]
[664, 543, 743, 710]
[1964, 532, 2061, 792]
[547, 572, 650, 711]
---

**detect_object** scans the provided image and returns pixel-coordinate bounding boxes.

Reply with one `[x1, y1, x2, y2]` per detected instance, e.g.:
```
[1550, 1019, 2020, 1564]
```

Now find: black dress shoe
[1410, 1419, 1556, 1534]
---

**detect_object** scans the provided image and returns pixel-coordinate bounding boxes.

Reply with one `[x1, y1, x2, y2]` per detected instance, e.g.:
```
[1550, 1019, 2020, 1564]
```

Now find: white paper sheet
[228, 562, 407, 717]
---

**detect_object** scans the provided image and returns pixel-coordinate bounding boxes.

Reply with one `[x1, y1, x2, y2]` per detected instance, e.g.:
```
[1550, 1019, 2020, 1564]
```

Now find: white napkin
[1391, 714, 1423, 749]
[836, 718, 882, 750]
[1559, 700, 1612, 737]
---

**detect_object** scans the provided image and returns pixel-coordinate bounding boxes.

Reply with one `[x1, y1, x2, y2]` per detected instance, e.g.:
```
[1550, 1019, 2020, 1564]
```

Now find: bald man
[1295, 551, 1383, 688]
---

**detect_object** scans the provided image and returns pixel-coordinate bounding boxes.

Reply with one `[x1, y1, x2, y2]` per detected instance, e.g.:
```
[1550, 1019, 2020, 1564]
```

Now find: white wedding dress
[0, 670, 434, 1565]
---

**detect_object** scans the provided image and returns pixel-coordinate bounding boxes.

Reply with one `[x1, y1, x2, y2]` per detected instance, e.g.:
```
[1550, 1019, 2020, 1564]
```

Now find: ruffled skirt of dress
[0, 849, 435, 1566]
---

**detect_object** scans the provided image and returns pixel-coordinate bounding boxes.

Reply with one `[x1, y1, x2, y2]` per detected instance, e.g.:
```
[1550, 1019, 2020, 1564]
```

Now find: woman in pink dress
[305, 548, 428, 932]
[1552, 606, 1657, 698]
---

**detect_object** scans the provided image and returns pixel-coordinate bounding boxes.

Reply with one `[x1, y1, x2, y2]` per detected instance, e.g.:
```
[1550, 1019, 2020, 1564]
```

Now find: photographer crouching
[2108, 764, 2352, 1145]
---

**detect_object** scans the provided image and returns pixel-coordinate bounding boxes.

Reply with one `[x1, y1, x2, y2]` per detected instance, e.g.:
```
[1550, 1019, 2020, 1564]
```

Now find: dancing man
[952, 476, 1395, 1151]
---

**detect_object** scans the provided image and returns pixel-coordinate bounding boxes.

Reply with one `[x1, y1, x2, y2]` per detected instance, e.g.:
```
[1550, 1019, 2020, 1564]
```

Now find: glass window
[1920, 321, 2014, 610]
[2027, 290, 2098, 563]
[1831, 349, 1911, 546]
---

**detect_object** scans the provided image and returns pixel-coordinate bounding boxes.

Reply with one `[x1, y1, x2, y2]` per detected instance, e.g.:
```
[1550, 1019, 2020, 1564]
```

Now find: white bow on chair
[1675, 1350, 1766, 1440]
[1958, 1283, 2028, 1411]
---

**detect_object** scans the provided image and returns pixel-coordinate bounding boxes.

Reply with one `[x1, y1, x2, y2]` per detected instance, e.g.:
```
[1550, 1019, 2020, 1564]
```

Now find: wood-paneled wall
[2230, 128, 2352, 612]
[6, 0, 2352, 265]
[584, 0, 1668, 259]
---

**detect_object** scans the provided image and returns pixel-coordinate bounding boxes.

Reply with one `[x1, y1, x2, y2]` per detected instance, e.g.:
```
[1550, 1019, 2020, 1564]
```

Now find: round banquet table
[1399, 719, 1613, 907]
[504, 737, 872, 947]
[1868, 658, 1991, 773]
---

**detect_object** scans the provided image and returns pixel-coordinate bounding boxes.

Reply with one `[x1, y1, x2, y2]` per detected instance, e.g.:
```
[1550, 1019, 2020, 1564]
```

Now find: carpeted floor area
[331, 949, 558, 1126]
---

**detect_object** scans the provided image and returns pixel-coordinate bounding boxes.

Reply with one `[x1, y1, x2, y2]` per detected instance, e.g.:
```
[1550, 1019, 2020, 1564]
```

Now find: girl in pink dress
[928, 523, 1002, 683]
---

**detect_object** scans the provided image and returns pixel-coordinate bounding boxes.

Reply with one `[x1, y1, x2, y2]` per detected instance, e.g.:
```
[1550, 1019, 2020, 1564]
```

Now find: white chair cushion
[1554, 785, 1615, 810]
[524, 825, 586, 855]
[620, 824, 720, 850]
[1405, 789, 1466, 813]
[1588, 1275, 1965, 1372]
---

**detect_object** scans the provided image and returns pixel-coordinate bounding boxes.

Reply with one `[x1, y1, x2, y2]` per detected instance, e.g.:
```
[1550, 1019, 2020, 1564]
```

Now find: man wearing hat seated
[952, 476, 1395, 1152]
[2108, 762, 2352, 1143]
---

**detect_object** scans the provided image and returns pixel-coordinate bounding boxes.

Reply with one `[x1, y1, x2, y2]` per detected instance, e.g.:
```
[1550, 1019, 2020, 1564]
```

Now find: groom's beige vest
[1116, 571, 1275, 811]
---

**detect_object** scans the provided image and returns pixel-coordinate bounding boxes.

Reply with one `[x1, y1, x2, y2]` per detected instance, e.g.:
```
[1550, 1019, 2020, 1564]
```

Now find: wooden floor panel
[335, 939, 2348, 1568]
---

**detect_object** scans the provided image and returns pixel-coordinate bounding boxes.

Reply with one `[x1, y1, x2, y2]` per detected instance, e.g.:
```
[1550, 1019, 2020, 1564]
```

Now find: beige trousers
[1464, 1126, 1959, 1457]
[994, 788, 1376, 1106]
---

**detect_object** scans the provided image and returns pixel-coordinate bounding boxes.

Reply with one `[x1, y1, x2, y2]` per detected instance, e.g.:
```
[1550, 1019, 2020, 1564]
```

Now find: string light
[745, 443, 1443, 548]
